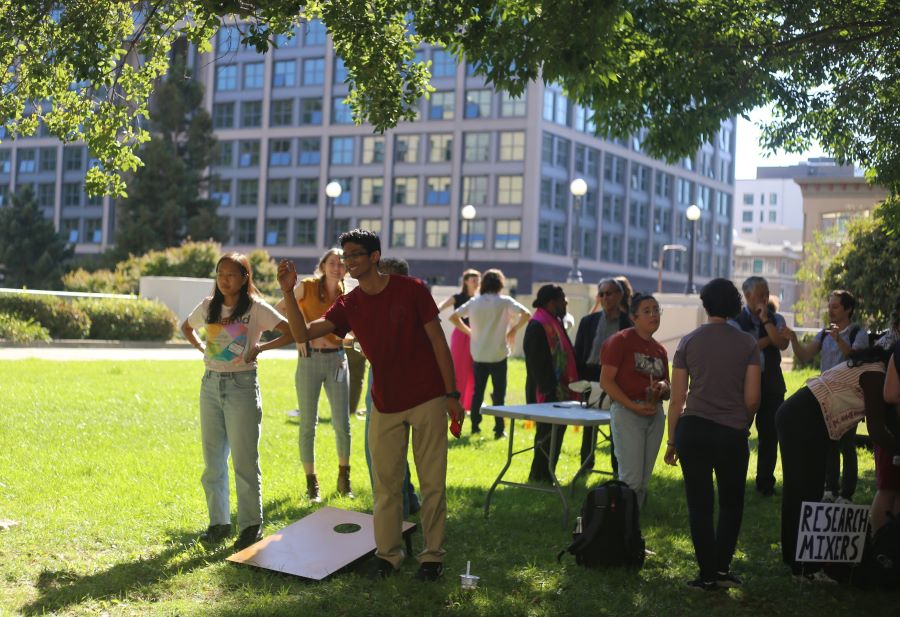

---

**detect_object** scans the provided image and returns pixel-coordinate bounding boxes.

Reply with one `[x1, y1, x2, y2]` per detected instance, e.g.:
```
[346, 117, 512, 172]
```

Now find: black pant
[824, 423, 858, 499]
[470, 359, 507, 435]
[579, 423, 618, 477]
[676, 415, 749, 580]
[775, 387, 828, 573]
[755, 390, 784, 493]
[529, 423, 566, 483]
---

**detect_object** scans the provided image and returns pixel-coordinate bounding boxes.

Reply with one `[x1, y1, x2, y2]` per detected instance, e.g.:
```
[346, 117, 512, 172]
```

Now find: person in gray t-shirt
[665, 278, 761, 589]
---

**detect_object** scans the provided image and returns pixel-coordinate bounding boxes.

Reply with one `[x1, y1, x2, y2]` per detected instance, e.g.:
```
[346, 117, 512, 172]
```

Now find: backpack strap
[848, 324, 861, 346]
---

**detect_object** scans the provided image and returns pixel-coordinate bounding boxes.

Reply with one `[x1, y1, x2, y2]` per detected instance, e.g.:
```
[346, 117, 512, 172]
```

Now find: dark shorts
[874, 444, 900, 491]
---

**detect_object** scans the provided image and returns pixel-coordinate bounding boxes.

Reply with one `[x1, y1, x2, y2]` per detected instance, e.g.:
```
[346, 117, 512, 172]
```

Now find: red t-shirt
[324, 275, 445, 413]
[600, 328, 670, 401]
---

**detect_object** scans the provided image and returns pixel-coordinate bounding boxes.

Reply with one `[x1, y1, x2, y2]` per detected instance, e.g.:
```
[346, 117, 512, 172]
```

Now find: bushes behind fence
[0, 294, 91, 339]
[0, 313, 51, 343]
[73, 298, 177, 341]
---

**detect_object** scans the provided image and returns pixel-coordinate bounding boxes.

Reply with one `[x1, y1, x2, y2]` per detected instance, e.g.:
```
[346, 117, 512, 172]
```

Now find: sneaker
[199, 524, 232, 544]
[835, 496, 852, 505]
[821, 491, 836, 503]
[793, 570, 837, 584]
[716, 571, 742, 588]
[365, 557, 396, 580]
[415, 561, 444, 582]
[233, 524, 262, 551]
[686, 578, 719, 592]
[493, 431, 507, 440]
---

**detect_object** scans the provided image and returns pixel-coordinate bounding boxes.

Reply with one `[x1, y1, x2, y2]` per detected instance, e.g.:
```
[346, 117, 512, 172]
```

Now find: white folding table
[480, 401, 611, 527]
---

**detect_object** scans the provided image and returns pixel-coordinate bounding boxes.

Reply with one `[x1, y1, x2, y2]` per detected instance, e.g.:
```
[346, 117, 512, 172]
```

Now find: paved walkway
[0, 343, 298, 361]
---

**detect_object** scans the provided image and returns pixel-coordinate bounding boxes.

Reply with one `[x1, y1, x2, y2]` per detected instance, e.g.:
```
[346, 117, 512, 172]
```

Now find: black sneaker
[233, 524, 262, 551]
[415, 561, 444, 582]
[716, 571, 742, 588]
[686, 578, 719, 592]
[199, 524, 232, 544]
[366, 557, 396, 580]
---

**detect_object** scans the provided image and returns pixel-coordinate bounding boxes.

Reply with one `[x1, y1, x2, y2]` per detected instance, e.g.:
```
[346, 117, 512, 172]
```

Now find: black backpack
[852, 513, 900, 590]
[557, 480, 645, 568]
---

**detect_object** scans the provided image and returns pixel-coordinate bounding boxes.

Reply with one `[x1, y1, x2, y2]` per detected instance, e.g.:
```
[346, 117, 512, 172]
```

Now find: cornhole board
[227, 506, 416, 580]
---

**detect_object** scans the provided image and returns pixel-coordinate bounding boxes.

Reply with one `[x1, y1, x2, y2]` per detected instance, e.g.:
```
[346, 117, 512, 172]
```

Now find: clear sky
[734, 107, 827, 180]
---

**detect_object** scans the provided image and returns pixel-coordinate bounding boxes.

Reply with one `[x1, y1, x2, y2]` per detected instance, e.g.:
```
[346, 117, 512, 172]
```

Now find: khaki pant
[369, 396, 447, 567]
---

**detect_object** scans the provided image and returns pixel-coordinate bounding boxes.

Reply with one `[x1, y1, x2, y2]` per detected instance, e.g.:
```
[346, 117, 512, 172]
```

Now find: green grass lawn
[1, 359, 894, 616]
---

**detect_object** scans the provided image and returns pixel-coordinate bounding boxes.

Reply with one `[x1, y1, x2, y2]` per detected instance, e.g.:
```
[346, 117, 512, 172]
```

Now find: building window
[357, 218, 382, 235]
[210, 178, 231, 206]
[332, 178, 352, 205]
[272, 60, 296, 87]
[37, 182, 55, 207]
[243, 62, 264, 89]
[269, 139, 292, 166]
[216, 26, 240, 54]
[273, 28, 297, 48]
[653, 207, 671, 234]
[300, 98, 323, 125]
[603, 155, 625, 184]
[302, 57, 325, 85]
[425, 176, 451, 205]
[497, 175, 523, 205]
[677, 178, 693, 205]
[60, 218, 79, 243]
[17, 149, 36, 173]
[297, 178, 319, 205]
[393, 177, 418, 205]
[753, 258, 764, 273]
[742, 210, 753, 223]
[298, 137, 321, 165]
[429, 91, 455, 120]
[305, 19, 326, 45]
[769, 210, 777, 223]
[462, 175, 488, 205]
[237, 179, 258, 206]
[459, 219, 486, 248]
[362, 136, 385, 164]
[213, 102, 234, 129]
[294, 219, 317, 245]
[265, 218, 288, 246]
[391, 219, 417, 247]
[463, 132, 490, 162]
[270, 99, 293, 126]
[630, 164, 649, 192]
[394, 135, 419, 163]
[602, 194, 624, 223]
[82, 218, 102, 243]
[360, 178, 384, 205]
[330, 136, 354, 165]
[655, 172, 671, 198]
[770, 193, 778, 205]
[240, 100, 262, 128]
[742, 192, 754, 205]
[494, 219, 521, 249]
[498, 131, 525, 161]
[428, 134, 453, 163]
[333, 57, 349, 83]
[238, 140, 260, 167]
[627, 238, 648, 266]
[424, 219, 450, 248]
[500, 91, 526, 117]
[538, 220, 566, 255]
[332, 97, 353, 124]
[629, 200, 649, 229]
[267, 179, 290, 206]
[432, 49, 456, 77]
[464, 89, 491, 118]
[214, 141, 233, 167]
[235, 218, 256, 244]
[62, 182, 81, 207]
[63, 147, 83, 172]
[215, 64, 238, 91]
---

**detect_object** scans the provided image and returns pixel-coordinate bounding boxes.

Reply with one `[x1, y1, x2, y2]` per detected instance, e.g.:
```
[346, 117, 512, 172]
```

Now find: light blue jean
[295, 350, 351, 465]
[609, 400, 665, 508]
[364, 366, 419, 517]
[199, 369, 263, 530]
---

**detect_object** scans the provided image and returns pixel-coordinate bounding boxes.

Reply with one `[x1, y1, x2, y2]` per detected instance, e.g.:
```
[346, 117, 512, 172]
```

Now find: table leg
[483, 419, 516, 518]
[546, 425, 568, 528]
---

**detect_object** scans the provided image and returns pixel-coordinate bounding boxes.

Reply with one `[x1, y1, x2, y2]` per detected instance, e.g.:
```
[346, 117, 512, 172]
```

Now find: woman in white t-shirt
[181, 253, 293, 551]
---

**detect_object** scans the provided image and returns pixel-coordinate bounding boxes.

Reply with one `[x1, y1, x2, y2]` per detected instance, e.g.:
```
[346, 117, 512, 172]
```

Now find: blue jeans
[364, 365, 418, 517]
[199, 369, 263, 530]
[295, 349, 351, 465]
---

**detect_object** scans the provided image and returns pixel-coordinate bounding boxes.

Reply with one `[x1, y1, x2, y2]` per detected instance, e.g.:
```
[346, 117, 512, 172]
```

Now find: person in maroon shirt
[277, 229, 463, 582]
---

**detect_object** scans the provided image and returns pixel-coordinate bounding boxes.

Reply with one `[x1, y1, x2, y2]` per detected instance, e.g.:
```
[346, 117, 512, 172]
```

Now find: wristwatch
[445, 390, 461, 400]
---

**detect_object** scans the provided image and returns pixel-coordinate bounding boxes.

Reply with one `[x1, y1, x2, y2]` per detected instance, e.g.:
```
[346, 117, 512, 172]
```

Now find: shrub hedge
[73, 298, 177, 341]
[0, 293, 91, 339]
[0, 314, 51, 343]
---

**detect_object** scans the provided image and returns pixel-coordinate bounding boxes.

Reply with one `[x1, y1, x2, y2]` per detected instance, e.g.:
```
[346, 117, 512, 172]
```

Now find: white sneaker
[821, 491, 836, 503]
[794, 570, 837, 584]
[835, 496, 852, 505]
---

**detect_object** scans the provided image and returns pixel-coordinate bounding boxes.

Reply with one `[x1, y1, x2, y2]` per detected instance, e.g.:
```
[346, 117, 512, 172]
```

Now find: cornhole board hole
[227, 506, 416, 580]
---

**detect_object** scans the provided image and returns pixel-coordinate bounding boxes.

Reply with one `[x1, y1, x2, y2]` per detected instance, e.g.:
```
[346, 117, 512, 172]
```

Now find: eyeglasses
[340, 251, 370, 262]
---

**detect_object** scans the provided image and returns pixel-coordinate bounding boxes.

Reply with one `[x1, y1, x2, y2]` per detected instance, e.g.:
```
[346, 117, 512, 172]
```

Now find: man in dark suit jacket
[573, 278, 632, 473]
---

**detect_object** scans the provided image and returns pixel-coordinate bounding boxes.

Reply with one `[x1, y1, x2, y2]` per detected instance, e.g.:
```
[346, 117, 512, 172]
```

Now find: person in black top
[573, 278, 632, 473]
[734, 276, 789, 497]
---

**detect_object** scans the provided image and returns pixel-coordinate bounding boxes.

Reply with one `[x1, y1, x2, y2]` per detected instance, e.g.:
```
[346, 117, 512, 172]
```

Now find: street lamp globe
[461, 204, 477, 220]
[686, 204, 701, 221]
[325, 181, 342, 199]
[570, 177, 587, 197]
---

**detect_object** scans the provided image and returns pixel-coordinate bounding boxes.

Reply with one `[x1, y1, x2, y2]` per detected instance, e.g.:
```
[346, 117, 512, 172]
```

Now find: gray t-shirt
[815, 323, 868, 372]
[673, 322, 760, 431]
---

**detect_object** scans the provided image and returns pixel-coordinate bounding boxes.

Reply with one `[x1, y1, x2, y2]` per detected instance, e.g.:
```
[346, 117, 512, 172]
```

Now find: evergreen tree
[113, 41, 226, 259]
[0, 186, 73, 289]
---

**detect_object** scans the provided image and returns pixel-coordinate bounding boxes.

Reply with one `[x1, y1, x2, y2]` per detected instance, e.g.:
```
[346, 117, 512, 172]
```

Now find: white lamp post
[325, 181, 342, 247]
[685, 204, 702, 294]
[567, 178, 588, 284]
[657, 244, 687, 293]
[461, 204, 477, 271]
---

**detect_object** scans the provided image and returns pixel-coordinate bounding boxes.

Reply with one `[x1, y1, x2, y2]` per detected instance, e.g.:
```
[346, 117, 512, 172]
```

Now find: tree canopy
[1, 1, 898, 195]
[0, 186, 73, 288]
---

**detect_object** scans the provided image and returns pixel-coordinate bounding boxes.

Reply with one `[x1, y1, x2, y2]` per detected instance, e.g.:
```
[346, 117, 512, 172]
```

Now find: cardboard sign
[796, 501, 869, 563]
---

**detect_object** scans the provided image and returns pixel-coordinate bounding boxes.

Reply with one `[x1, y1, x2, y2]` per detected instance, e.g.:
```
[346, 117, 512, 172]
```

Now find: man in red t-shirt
[277, 229, 463, 582]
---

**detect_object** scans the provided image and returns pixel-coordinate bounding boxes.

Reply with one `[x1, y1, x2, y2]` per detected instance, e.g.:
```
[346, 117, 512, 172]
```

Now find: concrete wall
[139, 276, 214, 322]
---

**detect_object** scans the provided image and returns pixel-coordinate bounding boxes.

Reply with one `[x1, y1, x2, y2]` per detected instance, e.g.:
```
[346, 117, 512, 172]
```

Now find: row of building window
[216, 22, 328, 55]
[0, 147, 93, 175]
[0, 181, 102, 208]
[742, 192, 779, 206]
[741, 210, 779, 223]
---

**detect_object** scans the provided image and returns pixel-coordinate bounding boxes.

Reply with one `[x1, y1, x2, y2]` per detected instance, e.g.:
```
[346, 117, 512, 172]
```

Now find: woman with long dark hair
[181, 253, 293, 550]
[277, 248, 352, 502]
[439, 269, 480, 413]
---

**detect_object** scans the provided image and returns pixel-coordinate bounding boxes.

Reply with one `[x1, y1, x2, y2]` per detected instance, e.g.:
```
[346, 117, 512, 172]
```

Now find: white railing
[0, 287, 136, 300]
